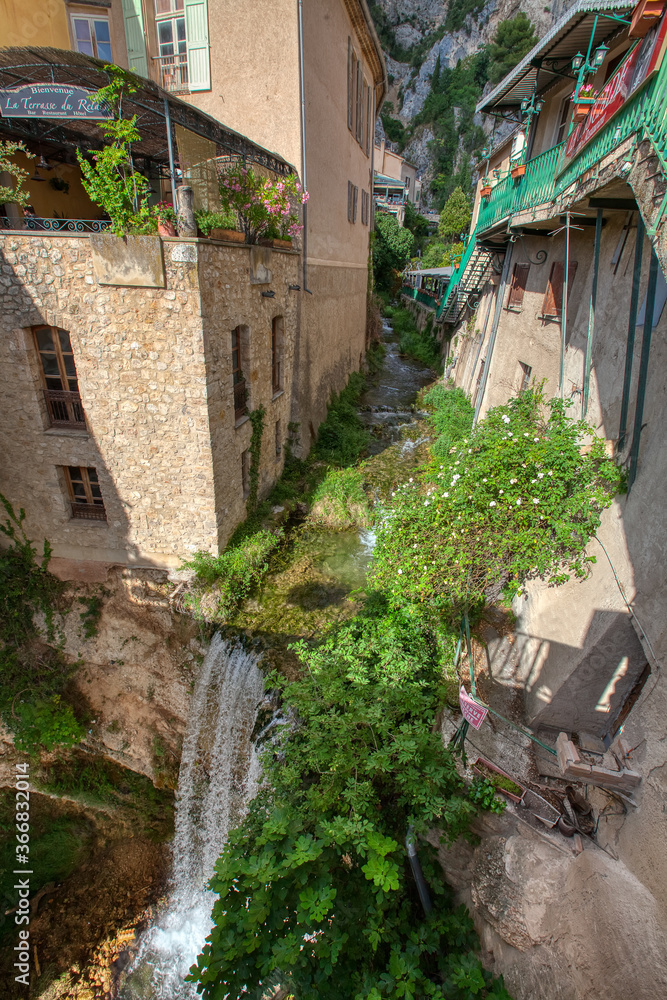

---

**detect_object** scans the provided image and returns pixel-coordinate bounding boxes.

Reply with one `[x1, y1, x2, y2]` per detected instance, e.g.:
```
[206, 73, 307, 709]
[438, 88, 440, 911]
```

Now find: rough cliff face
[372, 0, 571, 196]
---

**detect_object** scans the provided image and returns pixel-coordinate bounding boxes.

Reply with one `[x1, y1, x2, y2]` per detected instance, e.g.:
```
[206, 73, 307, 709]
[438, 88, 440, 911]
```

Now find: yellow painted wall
[0, 0, 72, 49]
[7, 150, 101, 221]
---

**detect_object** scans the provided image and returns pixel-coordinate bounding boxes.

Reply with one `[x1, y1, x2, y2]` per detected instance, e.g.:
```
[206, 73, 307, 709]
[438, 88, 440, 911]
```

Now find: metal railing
[234, 378, 248, 420]
[1, 218, 111, 233]
[153, 53, 189, 94]
[44, 389, 86, 429]
[476, 142, 564, 233]
[71, 502, 106, 521]
[436, 237, 478, 321]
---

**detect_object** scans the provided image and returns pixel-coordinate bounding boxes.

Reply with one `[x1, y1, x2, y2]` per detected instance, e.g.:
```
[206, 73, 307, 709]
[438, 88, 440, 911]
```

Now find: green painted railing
[476, 142, 565, 233]
[436, 236, 478, 320]
[401, 286, 442, 309]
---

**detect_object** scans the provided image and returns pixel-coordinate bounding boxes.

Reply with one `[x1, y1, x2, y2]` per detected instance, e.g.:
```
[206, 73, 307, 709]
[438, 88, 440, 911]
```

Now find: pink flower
[302, 191, 309, 203]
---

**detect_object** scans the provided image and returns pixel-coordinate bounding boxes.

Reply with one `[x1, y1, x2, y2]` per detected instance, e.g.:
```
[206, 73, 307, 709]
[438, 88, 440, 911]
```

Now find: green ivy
[248, 404, 266, 512]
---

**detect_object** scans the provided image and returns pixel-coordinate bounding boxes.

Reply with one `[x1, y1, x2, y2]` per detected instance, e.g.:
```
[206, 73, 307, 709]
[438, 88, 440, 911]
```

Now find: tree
[438, 187, 471, 242]
[488, 14, 538, 86]
[373, 212, 415, 292]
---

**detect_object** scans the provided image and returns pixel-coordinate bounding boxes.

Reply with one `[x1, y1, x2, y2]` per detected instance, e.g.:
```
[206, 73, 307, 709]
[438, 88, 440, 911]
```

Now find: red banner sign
[565, 13, 667, 160]
[459, 687, 488, 731]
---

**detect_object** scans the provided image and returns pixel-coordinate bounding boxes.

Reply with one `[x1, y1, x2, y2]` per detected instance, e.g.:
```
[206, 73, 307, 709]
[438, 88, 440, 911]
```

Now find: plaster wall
[0, 234, 299, 568]
[0, 0, 71, 49]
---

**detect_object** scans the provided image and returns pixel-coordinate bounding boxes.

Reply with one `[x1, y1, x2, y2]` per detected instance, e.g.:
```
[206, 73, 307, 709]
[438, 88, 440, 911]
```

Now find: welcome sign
[0, 84, 111, 119]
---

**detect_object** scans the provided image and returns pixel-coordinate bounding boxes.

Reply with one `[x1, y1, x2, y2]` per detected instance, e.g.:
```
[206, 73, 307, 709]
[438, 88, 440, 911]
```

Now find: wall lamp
[288, 284, 301, 291]
[261, 290, 275, 297]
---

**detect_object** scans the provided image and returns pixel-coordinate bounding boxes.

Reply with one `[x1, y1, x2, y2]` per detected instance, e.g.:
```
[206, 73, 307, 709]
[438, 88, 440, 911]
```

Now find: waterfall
[120, 635, 266, 999]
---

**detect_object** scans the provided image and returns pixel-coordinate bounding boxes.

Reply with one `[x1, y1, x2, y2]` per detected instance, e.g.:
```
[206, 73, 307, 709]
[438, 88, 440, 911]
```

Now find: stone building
[400, 3, 667, 995]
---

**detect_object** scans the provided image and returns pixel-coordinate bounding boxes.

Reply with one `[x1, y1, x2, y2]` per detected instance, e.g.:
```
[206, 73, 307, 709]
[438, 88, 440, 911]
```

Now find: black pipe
[406, 826, 432, 915]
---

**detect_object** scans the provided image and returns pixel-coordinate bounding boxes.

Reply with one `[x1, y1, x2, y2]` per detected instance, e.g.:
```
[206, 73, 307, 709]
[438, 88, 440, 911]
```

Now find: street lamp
[571, 51, 585, 71]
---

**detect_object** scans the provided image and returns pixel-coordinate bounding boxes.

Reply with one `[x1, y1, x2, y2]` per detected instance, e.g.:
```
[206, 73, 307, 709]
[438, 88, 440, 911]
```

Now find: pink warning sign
[459, 687, 488, 731]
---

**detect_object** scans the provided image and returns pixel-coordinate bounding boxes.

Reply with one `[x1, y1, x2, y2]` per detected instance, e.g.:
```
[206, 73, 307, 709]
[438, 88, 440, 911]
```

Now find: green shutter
[121, 0, 148, 78]
[185, 0, 210, 91]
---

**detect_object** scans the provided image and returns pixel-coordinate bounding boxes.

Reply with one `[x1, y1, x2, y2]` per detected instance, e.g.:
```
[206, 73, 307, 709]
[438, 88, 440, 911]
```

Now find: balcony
[44, 389, 86, 430]
[153, 54, 189, 95]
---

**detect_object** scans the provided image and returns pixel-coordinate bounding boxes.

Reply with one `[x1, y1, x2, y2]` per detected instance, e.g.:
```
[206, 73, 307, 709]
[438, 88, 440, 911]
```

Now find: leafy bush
[12, 695, 85, 753]
[194, 206, 238, 236]
[373, 212, 415, 292]
[310, 467, 371, 529]
[438, 187, 472, 242]
[0, 140, 34, 208]
[371, 389, 624, 626]
[189, 601, 512, 1000]
[313, 372, 370, 466]
[183, 529, 283, 622]
[423, 384, 474, 459]
[390, 307, 442, 370]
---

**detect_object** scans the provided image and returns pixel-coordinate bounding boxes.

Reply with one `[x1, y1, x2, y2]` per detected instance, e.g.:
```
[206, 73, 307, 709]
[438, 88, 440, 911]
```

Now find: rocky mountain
[370, 0, 573, 207]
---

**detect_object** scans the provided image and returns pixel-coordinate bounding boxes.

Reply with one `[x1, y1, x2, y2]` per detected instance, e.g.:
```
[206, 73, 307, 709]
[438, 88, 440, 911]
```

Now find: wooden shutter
[120, 0, 148, 77]
[356, 62, 363, 143]
[542, 261, 577, 317]
[347, 40, 354, 131]
[185, 0, 210, 91]
[507, 262, 530, 310]
[348, 181, 353, 222]
[353, 185, 358, 223]
[365, 84, 372, 155]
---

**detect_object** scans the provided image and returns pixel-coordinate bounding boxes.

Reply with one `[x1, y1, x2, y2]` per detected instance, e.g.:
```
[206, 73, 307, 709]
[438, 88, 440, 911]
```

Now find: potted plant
[155, 200, 177, 237]
[572, 84, 597, 122]
[472, 756, 527, 804]
[194, 206, 244, 242]
[480, 177, 493, 198]
[218, 162, 307, 245]
[510, 161, 526, 180]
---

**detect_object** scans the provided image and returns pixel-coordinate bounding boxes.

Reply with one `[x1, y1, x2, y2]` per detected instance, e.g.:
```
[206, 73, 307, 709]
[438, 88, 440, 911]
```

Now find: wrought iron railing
[71, 502, 106, 521]
[476, 142, 565, 233]
[44, 389, 86, 429]
[436, 237, 478, 321]
[1, 218, 112, 233]
[153, 53, 189, 94]
[234, 378, 248, 420]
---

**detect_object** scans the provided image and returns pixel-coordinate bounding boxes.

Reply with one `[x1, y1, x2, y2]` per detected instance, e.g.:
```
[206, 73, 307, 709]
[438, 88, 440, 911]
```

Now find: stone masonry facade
[0, 234, 301, 568]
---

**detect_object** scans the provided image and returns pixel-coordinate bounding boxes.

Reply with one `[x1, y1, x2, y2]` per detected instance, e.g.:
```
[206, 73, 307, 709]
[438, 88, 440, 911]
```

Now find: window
[518, 361, 532, 392]
[232, 325, 248, 420]
[352, 185, 358, 223]
[542, 261, 578, 319]
[275, 419, 282, 459]
[555, 97, 570, 146]
[154, 0, 187, 91]
[64, 466, 106, 520]
[241, 449, 251, 499]
[272, 317, 284, 394]
[71, 16, 112, 60]
[361, 189, 370, 226]
[348, 181, 354, 222]
[507, 262, 530, 311]
[347, 39, 371, 157]
[347, 39, 356, 132]
[34, 326, 86, 429]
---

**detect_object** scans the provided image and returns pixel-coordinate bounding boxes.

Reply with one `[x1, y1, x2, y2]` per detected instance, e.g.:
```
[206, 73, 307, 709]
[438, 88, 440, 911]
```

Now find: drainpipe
[582, 208, 602, 417]
[618, 213, 644, 451]
[406, 826, 432, 915]
[297, 0, 312, 294]
[628, 248, 659, 489]
[559, 211, 571, 398]
[473, 241, 514, 427]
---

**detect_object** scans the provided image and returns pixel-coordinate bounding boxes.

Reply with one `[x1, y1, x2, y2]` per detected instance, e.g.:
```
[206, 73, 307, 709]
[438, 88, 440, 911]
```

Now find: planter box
[472, 757, 526, 804]
[259, 237, 293, 249]
[510, 164, 526, 179]
[209, 228, 245, 243]
[630, 0, 665, 37]
[480, 186, 493, 199]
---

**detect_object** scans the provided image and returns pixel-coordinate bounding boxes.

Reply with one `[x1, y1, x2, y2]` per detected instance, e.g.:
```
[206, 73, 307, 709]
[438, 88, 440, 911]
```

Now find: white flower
[489, 501, 497, 507]
[548, 471, 553, 476]
[499, 489, 504, 494]
[524, 432, 529, 437]
[482, 478, 487, 483]
[413, 544, 418, 548]
[443, 492, 449, 497]
[538, 472, 544, 479]
[424, 501, 429, 506]
[534, 437, 539, 442]
[510, 478, 517, 484]
[531, 479, 537, 484]
[454, 461, 460, 465]
[508, 431, 513, 437]
[398, 569, 402, 574]
[533, 498, 540, 504]
[502, 414, 510, 424]
[516, 498, 522, 505]
[440, 465, 443, 469]
[409, 477, 413, 483]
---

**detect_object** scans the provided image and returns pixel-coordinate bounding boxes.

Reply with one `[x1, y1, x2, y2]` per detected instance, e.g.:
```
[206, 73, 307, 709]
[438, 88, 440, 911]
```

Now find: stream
[117, 321, 436, 998]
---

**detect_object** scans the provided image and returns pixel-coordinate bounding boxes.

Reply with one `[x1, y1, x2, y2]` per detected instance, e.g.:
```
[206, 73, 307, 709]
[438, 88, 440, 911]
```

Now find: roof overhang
[0, 47, 294, 174]
[477, 0, 634, 117]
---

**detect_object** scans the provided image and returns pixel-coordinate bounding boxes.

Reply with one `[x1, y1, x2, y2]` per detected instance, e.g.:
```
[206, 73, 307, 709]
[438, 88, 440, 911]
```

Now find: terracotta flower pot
[481, 185, 493, 198]
[157, 219, 176, 237]
[573, 103, 591, 123]
[210, 228, 245, 242]
[510, 163, 526, 179]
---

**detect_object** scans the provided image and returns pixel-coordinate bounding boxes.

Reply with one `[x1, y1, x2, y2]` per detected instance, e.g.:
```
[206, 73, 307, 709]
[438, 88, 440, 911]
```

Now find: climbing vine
[247, 403, 266, 512]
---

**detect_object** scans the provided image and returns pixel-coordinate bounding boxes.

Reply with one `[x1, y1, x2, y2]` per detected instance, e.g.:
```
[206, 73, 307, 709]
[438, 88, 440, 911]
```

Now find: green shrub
[390, 307, 442, 370]
[313, 372, 370, 466]
[423, 384, 474, 459]
[12, 695, 85, 753]
[194, 206, 238, 235]
[310, 467, 371, 529]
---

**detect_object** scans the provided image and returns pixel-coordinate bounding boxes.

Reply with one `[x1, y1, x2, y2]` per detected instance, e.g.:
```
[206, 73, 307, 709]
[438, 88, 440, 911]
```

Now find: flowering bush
[573, 84, 597, 101]
[154, 200, 177, 224]
[0, 140, 33, 209]
[371, 388, 623, 625]
[218, 163, 307, 243]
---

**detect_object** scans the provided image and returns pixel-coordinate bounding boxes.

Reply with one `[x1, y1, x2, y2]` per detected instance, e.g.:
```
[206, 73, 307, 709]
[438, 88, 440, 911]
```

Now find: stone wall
[0, 233, 299, 568]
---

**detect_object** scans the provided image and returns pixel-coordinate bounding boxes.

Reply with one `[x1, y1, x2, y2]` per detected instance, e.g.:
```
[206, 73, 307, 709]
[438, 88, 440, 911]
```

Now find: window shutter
[356, 62, 363, 142]
[353, 185, 358, 223]
[542, 261, 577, 317]
[348, 181, 353, 222]
[361, 79, 368, 151]
[365, 84, 372, 155]
[184, 0, 210, 91]
[507, 262, 530, 310]
[347, 40, 354, 131]
[120, 0, 148, 77]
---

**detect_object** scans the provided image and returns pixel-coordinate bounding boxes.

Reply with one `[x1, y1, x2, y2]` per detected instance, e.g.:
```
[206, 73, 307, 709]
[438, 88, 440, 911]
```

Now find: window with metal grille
[34, 325, 86, 429]
[507, 262, 530, 311]
[272, 316, 284, 394]
[71, 16, 112, 60]
[518, 361, 532, 392]
[232, 326, 248, 420]
[241, 449, 251, 498]
[542, 261, 578, 318]
[64, 466, 106, 520]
